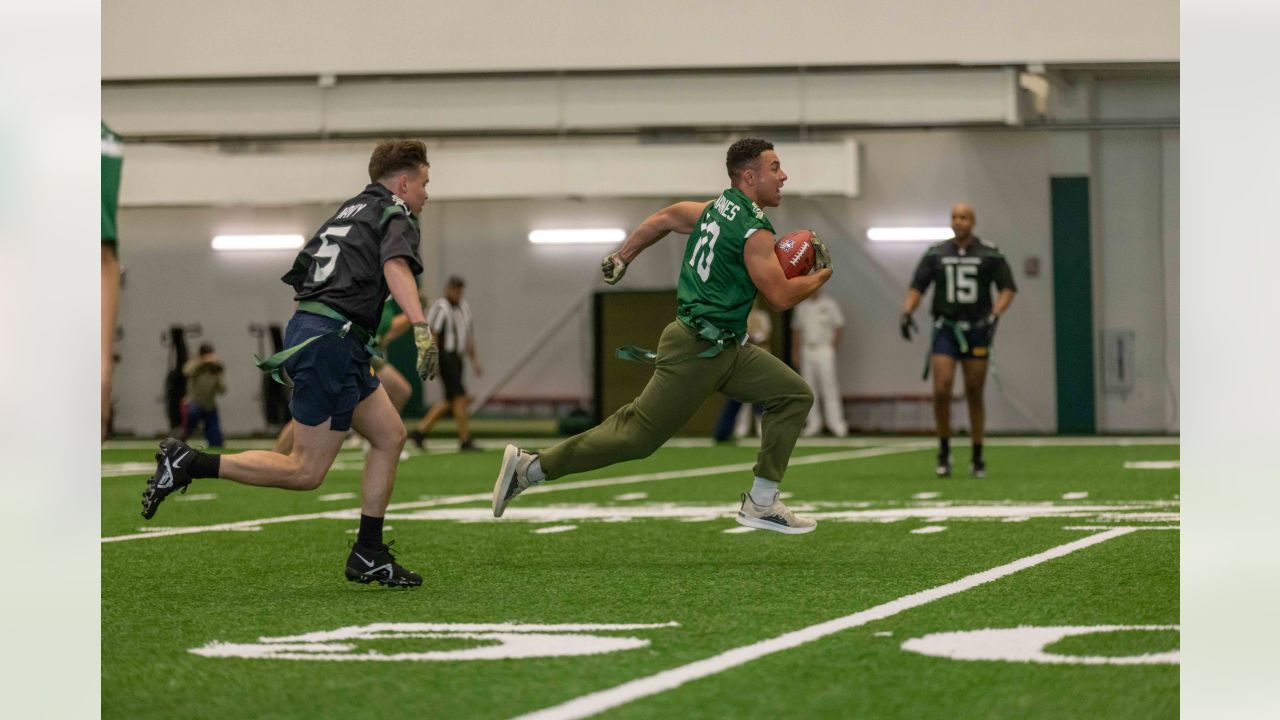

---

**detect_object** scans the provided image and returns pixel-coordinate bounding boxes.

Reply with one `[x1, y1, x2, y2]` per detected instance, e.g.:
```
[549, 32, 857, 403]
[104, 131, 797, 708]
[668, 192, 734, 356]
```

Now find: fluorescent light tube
[866, 227, 955, 243]
[211, 234, 306, 251]
[528, 229, 626, 245]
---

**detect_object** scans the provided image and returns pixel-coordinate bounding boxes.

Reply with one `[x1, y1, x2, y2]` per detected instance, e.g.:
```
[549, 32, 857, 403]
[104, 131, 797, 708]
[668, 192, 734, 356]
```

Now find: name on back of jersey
[713, 194, 740, 221]
[334, 202, 368, 221]
[941, 256, 982, 266]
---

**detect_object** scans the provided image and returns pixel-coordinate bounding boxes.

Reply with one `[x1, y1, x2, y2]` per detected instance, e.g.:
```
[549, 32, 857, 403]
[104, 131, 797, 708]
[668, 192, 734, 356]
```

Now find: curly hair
[725, 138, 774, 181]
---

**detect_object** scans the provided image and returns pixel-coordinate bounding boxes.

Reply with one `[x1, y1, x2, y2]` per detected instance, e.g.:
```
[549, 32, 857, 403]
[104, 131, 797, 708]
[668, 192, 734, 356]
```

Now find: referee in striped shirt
[411, 275, 483, 451]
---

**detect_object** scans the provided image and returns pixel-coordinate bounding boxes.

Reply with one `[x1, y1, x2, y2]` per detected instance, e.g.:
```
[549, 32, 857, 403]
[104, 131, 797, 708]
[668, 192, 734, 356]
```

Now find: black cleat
[935, 453, 952, 478]
[970, 458, 986, 478]
[345, 541, 423, 587]
[409, 430, 426, 451]
[142, 438, 195, 519]
[459, 439, 480, 452]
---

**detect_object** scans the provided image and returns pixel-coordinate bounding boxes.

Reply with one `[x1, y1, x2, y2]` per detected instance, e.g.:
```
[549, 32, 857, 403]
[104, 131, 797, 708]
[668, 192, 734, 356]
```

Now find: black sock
[939, 437, 950, 457]
[191, 451, 220, 479]
[973, 443, 984, 462]
[357, 514, 384, 548]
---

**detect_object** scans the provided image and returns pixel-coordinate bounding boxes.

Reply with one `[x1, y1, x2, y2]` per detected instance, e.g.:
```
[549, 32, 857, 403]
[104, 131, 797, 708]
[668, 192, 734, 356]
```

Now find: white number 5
[312, 225, 351, 283]
[945, 264, 979, 304]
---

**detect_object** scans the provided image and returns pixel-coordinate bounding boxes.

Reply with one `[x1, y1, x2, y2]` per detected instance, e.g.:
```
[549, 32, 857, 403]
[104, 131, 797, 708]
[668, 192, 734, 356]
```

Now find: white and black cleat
[345, 541, 422, 588]
[970, 459, 986, 478]
[142, 437, 195, 519]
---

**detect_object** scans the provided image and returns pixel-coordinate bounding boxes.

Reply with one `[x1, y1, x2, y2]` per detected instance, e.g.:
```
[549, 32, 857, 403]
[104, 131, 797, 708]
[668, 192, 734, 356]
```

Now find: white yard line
[512, 527, 1139, 720]
[533, 525, 578, 535]
[1124, 460, 1180, 469]
[102, 444, 925, 543]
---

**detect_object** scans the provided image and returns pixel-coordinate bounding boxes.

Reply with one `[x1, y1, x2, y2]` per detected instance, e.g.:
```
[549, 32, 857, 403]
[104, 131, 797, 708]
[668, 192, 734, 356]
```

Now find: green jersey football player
[494, 138, 833, 534]
[101, 122, 123, 441]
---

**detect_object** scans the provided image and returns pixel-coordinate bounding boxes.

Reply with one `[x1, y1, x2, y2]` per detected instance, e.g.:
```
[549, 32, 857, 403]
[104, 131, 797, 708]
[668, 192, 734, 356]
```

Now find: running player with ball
[494, 138, 832, 534]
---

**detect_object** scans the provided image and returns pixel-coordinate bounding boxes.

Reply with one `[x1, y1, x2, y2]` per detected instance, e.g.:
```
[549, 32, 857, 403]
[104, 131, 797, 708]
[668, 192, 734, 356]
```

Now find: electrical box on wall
[1102, 329, 1136, 393]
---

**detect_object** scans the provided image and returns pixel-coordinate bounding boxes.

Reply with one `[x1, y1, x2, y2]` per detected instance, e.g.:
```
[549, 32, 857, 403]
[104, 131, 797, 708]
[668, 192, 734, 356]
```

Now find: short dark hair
[446, 275, 466, 288]
[368, 139, 430, 182]
[726, 138, 774, 181]
[198, 343, 215, 355]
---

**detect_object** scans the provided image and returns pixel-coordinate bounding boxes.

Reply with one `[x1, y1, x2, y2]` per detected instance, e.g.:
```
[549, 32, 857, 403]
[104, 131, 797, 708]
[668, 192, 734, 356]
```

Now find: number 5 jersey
[282, 183, 424, 333]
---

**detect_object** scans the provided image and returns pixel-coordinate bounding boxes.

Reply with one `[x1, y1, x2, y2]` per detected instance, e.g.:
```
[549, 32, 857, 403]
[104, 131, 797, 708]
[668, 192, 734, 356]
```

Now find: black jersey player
[141, 140, 440, 587]
[900, 203, 1016, 478]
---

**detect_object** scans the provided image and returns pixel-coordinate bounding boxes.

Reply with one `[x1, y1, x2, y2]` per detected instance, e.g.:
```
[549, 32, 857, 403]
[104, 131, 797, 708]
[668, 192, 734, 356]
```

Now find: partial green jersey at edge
[376, 296, 403, 340]
[675, 188, 774, 336]
[101, 122, 123, 246]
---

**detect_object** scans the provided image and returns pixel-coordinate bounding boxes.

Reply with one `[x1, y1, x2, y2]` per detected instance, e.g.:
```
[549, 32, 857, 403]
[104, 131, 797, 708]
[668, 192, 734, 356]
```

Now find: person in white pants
[733, 299, 773, 438]
[794, 288, 848, 437]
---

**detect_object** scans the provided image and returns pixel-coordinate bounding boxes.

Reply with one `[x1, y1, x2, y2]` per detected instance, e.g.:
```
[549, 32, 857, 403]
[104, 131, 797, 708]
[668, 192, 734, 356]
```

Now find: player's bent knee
[387, 423, 407, 448]
[292, 469, 325, 491]
[286, 459, 326, 490]
[799, 385, 815, 410]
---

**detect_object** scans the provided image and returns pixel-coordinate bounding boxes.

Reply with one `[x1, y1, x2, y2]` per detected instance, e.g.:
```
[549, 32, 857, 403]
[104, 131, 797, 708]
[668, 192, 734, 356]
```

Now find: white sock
[527, 456, 546, 483]
[749, 477, 779, 505]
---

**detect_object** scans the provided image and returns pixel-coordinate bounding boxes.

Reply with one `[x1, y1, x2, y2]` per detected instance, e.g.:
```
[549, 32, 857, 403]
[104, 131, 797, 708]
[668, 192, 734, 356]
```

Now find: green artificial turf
[102, 438, 1178, 719]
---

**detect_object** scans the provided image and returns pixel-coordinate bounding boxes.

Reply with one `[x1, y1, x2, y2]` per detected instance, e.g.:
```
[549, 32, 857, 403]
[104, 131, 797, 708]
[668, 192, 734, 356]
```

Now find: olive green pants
[540, 320, 813, 483]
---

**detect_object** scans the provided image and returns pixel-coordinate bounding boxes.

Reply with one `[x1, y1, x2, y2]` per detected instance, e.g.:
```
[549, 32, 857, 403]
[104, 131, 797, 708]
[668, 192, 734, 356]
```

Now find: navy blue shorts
[930, 322, 994, 360]
[282, 311, 380, 432]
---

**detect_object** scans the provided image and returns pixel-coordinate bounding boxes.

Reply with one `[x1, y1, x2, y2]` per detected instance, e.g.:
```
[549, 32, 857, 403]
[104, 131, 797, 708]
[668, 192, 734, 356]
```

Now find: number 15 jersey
[909, 237, 1017, 322]
[676, 188, 775, 337]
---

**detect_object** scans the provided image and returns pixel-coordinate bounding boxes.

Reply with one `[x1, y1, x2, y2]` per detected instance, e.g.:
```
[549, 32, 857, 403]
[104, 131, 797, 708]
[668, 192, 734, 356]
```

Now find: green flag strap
[254, 302, 384, 387]
[615, 317, 742, 365]
[616, 345, 658, 364]
[921, 318, 991, 380]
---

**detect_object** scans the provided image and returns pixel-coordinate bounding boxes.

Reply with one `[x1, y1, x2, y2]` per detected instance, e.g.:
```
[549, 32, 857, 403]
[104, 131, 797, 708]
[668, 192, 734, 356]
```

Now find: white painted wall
[1092, 78, 1180, 432]
[103, 0, 1178, 80]
[110, 130, 1063, 435]
[107, 86, 1178, 435]
[104, 69, 1020, 138]
[115, 140, 861, 206]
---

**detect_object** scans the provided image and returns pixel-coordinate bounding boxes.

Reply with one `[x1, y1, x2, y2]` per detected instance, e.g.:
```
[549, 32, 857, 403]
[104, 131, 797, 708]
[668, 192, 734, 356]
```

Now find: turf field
[102, 437, 1179, 719]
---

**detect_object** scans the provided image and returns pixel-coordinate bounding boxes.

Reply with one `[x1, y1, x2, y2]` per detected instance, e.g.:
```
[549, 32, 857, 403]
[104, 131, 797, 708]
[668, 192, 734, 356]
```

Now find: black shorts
[439, 351, 466, 401]
[282, 311, 381, 432]
[930, 321, 994, 360]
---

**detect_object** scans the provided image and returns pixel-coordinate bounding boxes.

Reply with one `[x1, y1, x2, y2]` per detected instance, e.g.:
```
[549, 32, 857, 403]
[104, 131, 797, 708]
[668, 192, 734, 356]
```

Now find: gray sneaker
[735, 492, 817, 535]
[493, 444, 541, 517]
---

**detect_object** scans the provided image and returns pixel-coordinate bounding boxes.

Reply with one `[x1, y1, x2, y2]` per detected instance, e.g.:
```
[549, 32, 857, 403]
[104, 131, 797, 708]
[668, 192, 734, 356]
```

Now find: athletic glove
[985, 313, 999, 341]
[413, 322, 438, 381]
[899, 313, 918, 341]
[601, 251, 628, 285]
[811, 233, 832, 272]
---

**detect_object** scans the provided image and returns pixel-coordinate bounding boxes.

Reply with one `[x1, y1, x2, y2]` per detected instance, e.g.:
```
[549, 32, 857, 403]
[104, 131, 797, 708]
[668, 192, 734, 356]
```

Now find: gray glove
[413, 322, 438, 381]
[601, 251, 628, 285]
[811, 232, 832, 272]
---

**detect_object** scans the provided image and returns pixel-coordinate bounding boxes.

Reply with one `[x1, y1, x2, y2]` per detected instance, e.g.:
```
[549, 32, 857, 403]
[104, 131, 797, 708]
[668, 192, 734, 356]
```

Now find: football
[774, 230, 817, 279]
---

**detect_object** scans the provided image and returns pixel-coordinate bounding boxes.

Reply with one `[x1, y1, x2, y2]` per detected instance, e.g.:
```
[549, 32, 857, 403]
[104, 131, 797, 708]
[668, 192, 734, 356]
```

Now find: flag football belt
[615, 316, 745, 364]
[921, 316, 994, 380]
[253, 301, 384, 387]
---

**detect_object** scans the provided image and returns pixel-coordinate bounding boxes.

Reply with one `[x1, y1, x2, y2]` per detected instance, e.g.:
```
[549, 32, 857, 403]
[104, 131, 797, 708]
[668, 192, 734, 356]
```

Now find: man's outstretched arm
[602, 200, 710, 284]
